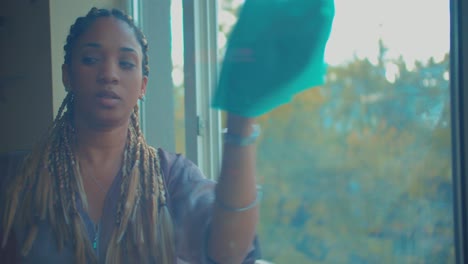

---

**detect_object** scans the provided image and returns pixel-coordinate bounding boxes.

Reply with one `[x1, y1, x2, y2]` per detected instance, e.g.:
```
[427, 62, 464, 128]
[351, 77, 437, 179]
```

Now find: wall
[0, 0, 126, 153]
[0, 0, 53, 152]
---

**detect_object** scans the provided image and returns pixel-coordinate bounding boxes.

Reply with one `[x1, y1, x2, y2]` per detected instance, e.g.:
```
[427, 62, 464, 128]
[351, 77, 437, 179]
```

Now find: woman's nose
[97, 59, 119, 84]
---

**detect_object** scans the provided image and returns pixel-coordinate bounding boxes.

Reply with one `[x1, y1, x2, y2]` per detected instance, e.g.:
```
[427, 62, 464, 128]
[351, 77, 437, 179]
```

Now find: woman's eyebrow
[120, 47, 137, 54]
[82, 42, 101, 49]
[80, 43, 137, 54]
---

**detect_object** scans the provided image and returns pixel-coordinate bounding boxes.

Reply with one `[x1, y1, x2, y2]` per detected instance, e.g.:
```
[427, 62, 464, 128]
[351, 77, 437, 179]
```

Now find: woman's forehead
[75, 17, 141, 54]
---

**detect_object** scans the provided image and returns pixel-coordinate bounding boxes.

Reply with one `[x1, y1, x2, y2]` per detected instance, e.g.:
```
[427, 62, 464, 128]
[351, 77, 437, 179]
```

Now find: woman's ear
[62, 64, 71, 92]
[140, 76, 148, 99]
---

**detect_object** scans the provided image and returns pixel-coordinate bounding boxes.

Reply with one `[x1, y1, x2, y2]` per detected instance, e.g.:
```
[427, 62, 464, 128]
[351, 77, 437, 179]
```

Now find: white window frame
[135, 0, 222, 179]
[182, 0, 222, 179]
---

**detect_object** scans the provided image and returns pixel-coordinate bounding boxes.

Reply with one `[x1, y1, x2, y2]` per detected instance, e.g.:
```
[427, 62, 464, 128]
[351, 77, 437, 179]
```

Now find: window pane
[172, 0, 185, 154]
[218, 0, 453, 263]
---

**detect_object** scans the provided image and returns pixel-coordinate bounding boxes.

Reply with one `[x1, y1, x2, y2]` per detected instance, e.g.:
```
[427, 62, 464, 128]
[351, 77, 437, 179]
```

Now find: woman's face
[62, 16, 147, 129]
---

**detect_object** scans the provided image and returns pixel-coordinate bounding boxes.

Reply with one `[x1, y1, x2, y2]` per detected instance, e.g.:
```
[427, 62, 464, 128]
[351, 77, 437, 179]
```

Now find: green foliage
[255, 48, 453, 263]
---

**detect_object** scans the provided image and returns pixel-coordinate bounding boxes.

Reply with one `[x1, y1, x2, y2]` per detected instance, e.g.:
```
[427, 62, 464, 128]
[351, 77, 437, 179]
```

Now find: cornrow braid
[1, 7, 175, 264]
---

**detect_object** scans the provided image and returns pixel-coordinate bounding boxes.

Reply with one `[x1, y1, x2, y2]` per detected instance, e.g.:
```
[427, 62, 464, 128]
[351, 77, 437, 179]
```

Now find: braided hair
[1, 7, 174, 264]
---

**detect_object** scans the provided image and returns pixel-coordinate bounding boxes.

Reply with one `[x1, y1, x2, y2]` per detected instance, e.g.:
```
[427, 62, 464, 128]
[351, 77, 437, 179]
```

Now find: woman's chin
[78, 112, 130, 131]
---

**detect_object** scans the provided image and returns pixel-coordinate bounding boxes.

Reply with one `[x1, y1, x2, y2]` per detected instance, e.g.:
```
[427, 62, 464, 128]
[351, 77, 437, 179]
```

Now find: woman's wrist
[224, 113, 259, 147]
[226, 113, 257, 136]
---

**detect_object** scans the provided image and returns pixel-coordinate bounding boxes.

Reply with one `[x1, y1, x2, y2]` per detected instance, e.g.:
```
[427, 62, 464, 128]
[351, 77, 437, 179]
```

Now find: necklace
[93, 223, 100, 250]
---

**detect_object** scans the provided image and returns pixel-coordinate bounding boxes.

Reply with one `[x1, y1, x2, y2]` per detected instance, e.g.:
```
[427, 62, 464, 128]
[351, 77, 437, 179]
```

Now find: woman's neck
[73, 117, 129, 166]
[72, 118, 129, 223]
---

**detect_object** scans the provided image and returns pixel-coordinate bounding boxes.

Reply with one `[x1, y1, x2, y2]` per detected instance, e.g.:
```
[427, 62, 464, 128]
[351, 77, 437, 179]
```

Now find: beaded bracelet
[223, 124, 261, 146]
[216, 185, 263, 212]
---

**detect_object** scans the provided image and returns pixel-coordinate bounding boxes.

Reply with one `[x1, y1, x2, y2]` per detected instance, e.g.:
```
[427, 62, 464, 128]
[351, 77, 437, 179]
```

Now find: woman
[0, 8, 260, 264]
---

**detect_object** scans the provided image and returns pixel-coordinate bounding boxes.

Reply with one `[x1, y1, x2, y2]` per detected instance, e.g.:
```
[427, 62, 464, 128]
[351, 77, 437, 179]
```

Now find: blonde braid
[1, 92, 99, 263]
[48, 115, 69, 250]
[155, 150, 175, 264]
[2, 93, 65, 248]
[64, 119, 95, 263]
[103, 105, 175, 264]
[129, 109, 147, 260]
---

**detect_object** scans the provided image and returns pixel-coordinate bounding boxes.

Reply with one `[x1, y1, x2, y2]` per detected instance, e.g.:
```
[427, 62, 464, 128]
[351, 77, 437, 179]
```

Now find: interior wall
[0, 0, 127, 153]
[0, 0, 53, 153]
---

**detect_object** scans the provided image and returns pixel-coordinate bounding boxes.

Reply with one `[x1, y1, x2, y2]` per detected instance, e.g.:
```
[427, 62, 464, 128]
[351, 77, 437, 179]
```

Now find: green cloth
[212, 0, 335, 117]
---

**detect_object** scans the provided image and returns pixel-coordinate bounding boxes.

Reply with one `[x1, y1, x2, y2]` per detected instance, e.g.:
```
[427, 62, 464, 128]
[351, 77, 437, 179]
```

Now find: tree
[255, 46, 453, 262]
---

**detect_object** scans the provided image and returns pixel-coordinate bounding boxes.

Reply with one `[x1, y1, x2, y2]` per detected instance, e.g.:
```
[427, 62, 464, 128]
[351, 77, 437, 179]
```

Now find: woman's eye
[81, 56, 99, 65]
[120, 61, 136, 69]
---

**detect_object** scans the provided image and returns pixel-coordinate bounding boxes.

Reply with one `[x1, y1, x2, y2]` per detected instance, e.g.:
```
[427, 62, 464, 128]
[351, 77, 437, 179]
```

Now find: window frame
[136, 0, 223, 177]
[450, 0, 468, 262]
[182, 0, 223, 179]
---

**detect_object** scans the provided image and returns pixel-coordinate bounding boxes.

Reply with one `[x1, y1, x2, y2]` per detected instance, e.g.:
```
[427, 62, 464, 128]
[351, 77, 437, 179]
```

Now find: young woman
[0, 8, 260, 264]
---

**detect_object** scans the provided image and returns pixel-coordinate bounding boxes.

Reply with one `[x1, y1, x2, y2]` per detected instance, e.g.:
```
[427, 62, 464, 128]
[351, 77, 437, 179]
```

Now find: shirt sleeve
[158, 149, 260, 264]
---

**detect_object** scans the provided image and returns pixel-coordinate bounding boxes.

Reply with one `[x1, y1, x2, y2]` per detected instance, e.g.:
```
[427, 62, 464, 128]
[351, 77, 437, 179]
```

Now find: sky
[325, 0, 450, 66]
[170, 0, 450, 80]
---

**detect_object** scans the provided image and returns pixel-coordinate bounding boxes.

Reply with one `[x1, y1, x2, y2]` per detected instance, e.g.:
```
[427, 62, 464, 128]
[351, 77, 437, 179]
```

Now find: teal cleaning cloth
[212, 0, 335, 117]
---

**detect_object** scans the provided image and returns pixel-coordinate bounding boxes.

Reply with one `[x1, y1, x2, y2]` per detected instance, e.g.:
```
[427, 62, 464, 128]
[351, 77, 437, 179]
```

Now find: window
[171, 0, 186, 155]
[216, 1, 453, 262]
[138, 0, 468, 262]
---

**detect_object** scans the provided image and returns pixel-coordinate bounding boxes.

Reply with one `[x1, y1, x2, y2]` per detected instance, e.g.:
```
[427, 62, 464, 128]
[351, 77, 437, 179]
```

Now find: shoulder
[0, 150, 29, 262]
[155, 147, 215, 201]
[156, 148, 207, 183]
[0, 150, 29, 193]
[157, 148, 198, 173]
[0, 150, 29, 173]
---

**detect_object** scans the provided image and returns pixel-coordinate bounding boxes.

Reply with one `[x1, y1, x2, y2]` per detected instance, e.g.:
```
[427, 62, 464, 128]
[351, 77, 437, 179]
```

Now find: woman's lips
[96, 90, 120, 99]
[96, 90, 121, 107]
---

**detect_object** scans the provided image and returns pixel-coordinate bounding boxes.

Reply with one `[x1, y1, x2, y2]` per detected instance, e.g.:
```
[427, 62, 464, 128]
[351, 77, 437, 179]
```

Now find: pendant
[93, 223, 99, 250]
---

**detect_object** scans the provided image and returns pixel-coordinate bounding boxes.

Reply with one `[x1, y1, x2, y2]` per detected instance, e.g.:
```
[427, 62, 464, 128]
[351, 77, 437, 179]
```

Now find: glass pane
[218, 0, 453, 263]
[172, 0, 186, 154]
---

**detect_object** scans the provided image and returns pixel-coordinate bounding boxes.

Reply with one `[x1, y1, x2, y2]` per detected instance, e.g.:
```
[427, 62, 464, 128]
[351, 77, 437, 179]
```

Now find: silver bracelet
[223, 124, 261, 146]
[216, 186, 263, 212]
